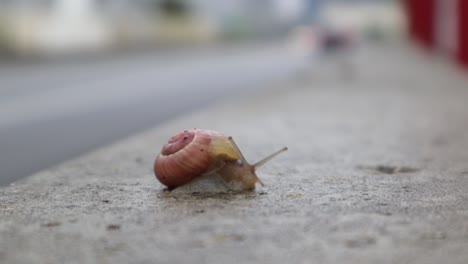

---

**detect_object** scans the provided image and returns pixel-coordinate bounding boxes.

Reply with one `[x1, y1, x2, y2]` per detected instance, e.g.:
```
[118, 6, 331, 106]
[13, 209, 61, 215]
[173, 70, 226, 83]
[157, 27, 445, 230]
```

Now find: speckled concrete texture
[1, 45, 468, 264]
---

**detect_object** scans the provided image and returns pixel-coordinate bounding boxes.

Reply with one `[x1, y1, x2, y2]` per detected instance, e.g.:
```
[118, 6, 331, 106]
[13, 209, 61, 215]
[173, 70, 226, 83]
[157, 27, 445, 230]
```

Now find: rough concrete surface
[2, 44, 468, 263]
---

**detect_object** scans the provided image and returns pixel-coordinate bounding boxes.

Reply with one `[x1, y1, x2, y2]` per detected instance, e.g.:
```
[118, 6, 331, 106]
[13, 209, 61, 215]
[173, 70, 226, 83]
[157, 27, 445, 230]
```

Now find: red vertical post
[414, 0, 422, 41]
[419, 0, 435, 49]
[405, 0, 436, 49]
[458, 0, 468, 66]
[411, 0, 421, 41]
[404, 0, 417, 40]
[405, 0, 435, 49]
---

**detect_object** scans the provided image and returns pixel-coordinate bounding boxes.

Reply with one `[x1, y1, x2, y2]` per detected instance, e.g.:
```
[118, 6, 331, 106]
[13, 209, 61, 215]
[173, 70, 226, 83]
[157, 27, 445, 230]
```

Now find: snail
[154, 128, 287, 192]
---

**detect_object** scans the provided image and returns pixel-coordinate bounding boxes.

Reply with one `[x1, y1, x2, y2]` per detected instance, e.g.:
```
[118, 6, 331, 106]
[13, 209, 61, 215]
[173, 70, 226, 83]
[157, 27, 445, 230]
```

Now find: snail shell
[154, 128, 287, 191]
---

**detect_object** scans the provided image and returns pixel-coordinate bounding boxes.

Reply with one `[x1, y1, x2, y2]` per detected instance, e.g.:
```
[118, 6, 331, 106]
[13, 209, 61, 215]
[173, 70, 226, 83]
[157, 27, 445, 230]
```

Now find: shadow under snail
[154, 128, 287, 192]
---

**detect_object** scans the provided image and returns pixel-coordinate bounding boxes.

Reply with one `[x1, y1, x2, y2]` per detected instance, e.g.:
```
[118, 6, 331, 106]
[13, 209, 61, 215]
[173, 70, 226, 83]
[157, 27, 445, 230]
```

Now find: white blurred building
[319, 0, 404, 39]
[0, 0, 114, 56]
[0, 0, 209, 56]
[0, 0, 308, 56]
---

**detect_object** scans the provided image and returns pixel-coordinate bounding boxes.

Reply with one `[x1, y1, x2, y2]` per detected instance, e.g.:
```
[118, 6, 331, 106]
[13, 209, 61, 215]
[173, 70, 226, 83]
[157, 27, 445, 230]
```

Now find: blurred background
[0, 0, 465, 185]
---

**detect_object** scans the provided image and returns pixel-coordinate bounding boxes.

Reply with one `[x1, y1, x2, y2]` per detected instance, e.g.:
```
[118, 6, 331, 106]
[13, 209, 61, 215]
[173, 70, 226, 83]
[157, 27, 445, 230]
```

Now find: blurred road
[0, 43, 306, 185]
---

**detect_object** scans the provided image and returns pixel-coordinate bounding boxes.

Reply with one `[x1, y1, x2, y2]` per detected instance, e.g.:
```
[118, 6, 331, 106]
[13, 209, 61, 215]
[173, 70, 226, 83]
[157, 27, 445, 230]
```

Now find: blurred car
[319, 28, 356, 53]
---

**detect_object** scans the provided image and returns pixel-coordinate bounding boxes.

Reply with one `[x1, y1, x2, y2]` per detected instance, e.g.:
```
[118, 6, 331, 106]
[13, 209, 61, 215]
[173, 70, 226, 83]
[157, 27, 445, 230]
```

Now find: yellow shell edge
[209, 136, 240, 161]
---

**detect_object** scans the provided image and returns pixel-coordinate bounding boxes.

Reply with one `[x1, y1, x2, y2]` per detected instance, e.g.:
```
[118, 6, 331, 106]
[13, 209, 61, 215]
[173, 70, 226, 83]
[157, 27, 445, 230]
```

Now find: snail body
[154, 128, 287, 191]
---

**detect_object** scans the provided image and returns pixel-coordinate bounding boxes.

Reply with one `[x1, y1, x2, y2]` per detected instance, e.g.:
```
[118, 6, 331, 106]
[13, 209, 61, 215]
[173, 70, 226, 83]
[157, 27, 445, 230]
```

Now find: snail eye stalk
[253, 147, 288, 169]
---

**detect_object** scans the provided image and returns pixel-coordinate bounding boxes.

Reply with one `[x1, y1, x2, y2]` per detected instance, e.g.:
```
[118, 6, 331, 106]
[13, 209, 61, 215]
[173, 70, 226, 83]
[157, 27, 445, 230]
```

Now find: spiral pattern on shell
[154, 129, 240, 189]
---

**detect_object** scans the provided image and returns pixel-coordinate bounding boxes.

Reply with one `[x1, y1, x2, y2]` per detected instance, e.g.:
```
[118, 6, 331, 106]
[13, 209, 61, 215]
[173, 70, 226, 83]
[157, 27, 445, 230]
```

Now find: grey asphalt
[1, 43, 468, 263]
[0, 43, 305, 185]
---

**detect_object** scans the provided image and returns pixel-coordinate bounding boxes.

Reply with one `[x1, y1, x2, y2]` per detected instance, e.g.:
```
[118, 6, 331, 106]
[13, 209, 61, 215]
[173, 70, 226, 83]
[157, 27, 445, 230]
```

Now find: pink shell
[154, 129, 220, 188]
